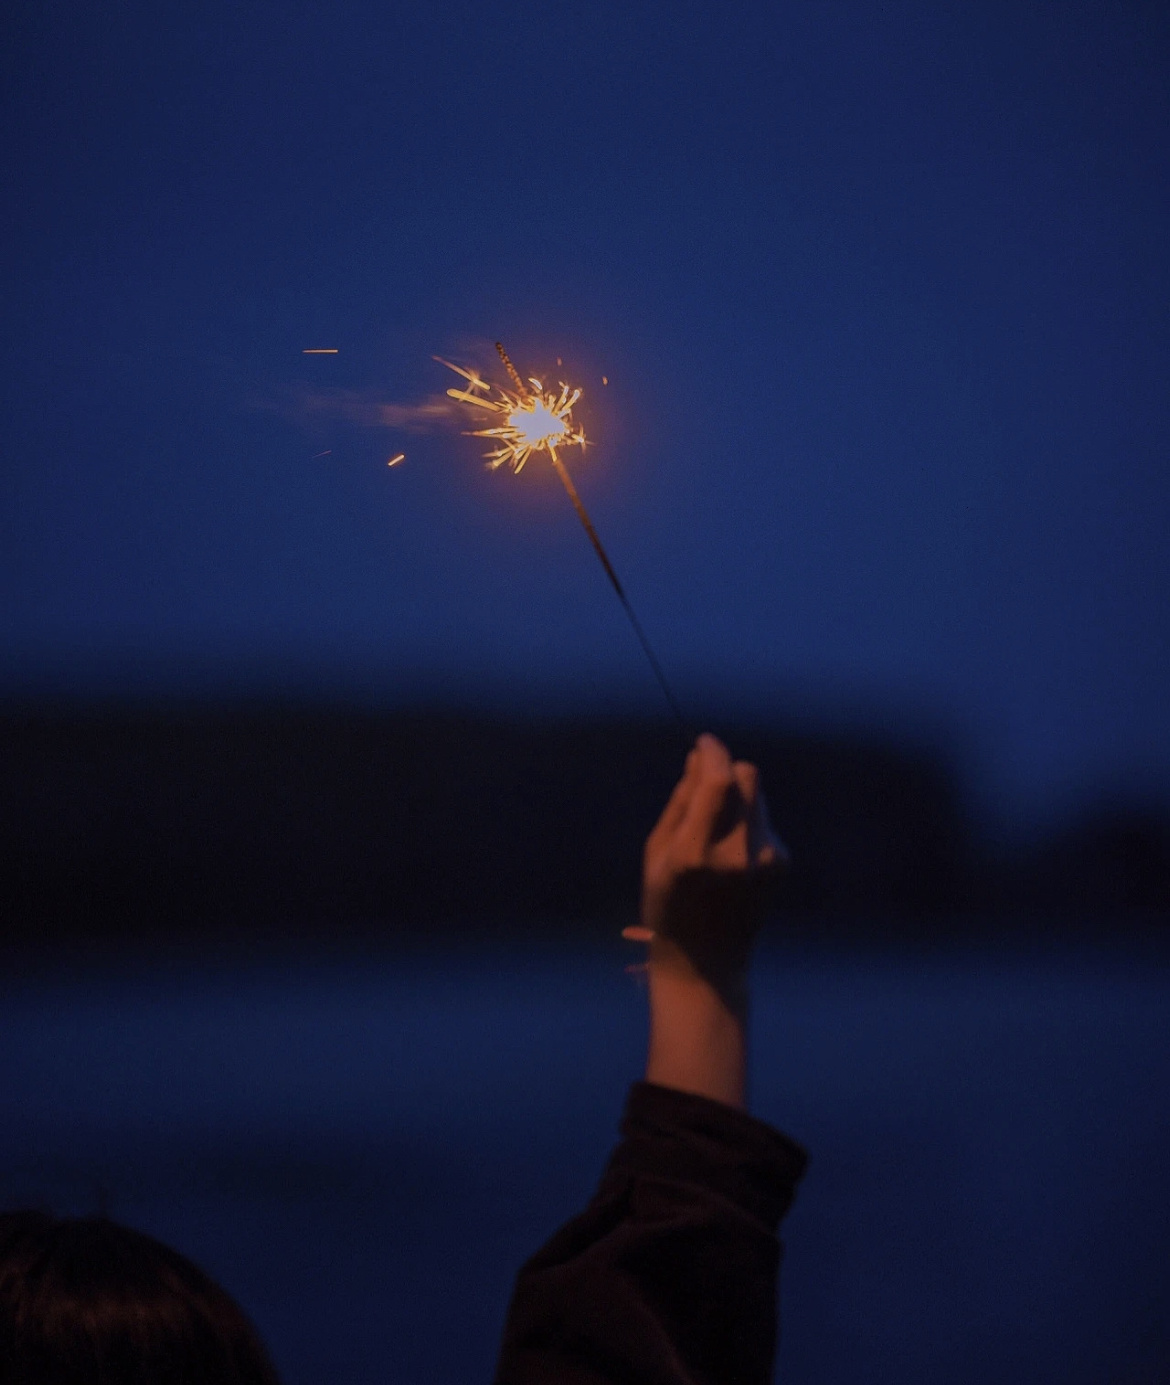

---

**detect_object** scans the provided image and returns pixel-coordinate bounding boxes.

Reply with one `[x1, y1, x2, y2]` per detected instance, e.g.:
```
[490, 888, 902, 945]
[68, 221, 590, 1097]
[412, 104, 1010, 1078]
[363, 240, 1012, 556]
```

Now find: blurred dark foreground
[1, 703, 1167, 1381]
[1, 937, 1166, 1385]
[2, 703, 1168, 950]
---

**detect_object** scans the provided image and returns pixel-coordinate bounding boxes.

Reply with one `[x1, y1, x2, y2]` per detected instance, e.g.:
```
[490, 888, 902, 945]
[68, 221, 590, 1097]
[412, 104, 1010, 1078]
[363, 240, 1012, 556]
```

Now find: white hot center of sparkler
[508, 399, 568, 450]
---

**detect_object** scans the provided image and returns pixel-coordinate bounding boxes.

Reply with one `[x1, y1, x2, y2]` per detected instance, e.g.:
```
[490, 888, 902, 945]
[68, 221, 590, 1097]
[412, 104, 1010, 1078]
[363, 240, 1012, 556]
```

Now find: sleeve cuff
[598, 1080, 809, 1230]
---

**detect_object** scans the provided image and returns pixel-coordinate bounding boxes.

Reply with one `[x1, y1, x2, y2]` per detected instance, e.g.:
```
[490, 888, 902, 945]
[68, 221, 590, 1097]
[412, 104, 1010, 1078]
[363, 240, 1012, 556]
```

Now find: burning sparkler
[439, 343, 688, 735]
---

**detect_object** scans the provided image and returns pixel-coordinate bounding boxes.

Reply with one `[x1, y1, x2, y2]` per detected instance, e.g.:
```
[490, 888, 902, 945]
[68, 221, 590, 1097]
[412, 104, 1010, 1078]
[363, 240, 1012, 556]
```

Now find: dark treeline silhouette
[1, 703, 1167, 948]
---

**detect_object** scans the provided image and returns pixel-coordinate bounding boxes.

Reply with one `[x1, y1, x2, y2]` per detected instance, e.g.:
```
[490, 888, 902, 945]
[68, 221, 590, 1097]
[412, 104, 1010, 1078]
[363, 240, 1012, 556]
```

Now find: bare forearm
[644, 941, 749, 1111]
[635, 734, 780, 1116]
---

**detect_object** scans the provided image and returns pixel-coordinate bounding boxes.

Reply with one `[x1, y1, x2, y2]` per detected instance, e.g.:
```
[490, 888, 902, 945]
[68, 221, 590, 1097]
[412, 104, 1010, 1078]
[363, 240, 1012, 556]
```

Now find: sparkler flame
[435, 354, 586, 473]
[435, 342, 691, 739]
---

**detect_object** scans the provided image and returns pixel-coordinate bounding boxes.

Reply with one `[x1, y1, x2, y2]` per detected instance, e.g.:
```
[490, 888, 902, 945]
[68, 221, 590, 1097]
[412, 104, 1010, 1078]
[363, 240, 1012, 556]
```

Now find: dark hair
[0, 1210, 280, 1385]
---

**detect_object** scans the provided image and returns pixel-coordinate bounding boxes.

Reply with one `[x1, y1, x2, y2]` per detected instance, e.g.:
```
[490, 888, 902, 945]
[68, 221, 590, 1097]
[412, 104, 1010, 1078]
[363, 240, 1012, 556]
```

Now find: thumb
[752, 788, 788, 869]
[677, 734, 735, 858]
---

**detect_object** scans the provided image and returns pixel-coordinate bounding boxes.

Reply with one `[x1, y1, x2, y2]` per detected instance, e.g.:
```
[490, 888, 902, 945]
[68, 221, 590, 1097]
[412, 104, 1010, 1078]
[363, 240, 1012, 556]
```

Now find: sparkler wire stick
[494, 342, 527, 394]
[490, 345, 690, 739]
[442, 343, 690, 738]
[545, 443, 689, 737]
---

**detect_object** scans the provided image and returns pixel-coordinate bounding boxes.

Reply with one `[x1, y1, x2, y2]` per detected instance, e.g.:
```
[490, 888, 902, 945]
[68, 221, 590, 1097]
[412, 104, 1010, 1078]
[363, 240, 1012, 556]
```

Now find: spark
[387, 453, 405, 467]
[437, 348, 586, 474]
[312, 450, 333, 458]
[302, 349, 339, 354]
[432, 356, 490, 395]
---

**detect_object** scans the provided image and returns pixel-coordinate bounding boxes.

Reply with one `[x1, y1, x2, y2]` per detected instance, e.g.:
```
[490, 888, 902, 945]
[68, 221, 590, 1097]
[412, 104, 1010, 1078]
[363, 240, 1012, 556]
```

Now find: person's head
[0, 1210, 280, 1385]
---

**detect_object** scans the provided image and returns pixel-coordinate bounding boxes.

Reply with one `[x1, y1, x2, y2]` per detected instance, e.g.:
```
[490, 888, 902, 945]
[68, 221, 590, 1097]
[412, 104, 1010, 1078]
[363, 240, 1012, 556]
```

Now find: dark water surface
[2, 938, 1167, 1383]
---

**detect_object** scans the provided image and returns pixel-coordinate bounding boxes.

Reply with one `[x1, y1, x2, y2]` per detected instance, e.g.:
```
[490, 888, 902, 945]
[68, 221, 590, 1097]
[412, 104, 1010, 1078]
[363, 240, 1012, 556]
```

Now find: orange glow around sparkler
[436, 355, 586, 473]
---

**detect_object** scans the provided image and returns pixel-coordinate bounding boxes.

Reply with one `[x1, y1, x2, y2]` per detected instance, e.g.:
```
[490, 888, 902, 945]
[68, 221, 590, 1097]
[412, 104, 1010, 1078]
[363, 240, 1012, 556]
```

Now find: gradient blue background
[3, 0, 1168, 834]
[3, 8, 1170, 1380]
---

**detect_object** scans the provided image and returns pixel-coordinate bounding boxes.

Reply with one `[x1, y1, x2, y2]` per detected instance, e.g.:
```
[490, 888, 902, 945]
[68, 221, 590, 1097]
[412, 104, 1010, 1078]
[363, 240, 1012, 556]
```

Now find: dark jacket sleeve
[493, 1080, 809, 1385]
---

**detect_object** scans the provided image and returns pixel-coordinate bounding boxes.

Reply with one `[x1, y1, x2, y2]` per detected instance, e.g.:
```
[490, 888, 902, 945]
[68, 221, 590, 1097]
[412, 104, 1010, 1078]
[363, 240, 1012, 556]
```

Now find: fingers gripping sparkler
[437, 344, 690, 738]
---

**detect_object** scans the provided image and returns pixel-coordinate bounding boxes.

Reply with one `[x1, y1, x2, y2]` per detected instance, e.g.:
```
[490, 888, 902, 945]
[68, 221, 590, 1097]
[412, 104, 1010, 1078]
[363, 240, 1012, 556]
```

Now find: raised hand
[624, 734, 788, 1109]
[625, 733, 787, 988]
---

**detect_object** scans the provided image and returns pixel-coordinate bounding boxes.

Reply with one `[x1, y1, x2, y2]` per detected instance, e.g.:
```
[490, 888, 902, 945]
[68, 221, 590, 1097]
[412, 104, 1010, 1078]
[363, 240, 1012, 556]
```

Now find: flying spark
[387, 453, 405, 467]
[302, 349, 339, 354]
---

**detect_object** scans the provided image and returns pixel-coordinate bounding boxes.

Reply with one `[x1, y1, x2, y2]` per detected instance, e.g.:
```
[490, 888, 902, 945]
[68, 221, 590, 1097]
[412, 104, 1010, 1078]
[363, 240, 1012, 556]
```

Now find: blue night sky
[2, 0, 1168, 832]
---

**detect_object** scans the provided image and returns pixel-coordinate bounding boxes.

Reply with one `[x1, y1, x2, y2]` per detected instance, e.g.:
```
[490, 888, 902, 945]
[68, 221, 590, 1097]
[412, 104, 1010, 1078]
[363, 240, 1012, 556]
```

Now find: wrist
[647, 934, 751, 1019]
[644, 942, 750, 1111]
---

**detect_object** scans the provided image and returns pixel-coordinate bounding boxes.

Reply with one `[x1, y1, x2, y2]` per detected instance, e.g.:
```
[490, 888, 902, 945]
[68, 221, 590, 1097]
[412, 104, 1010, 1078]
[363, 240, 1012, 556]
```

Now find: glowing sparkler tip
[438, 346, 587, 474]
